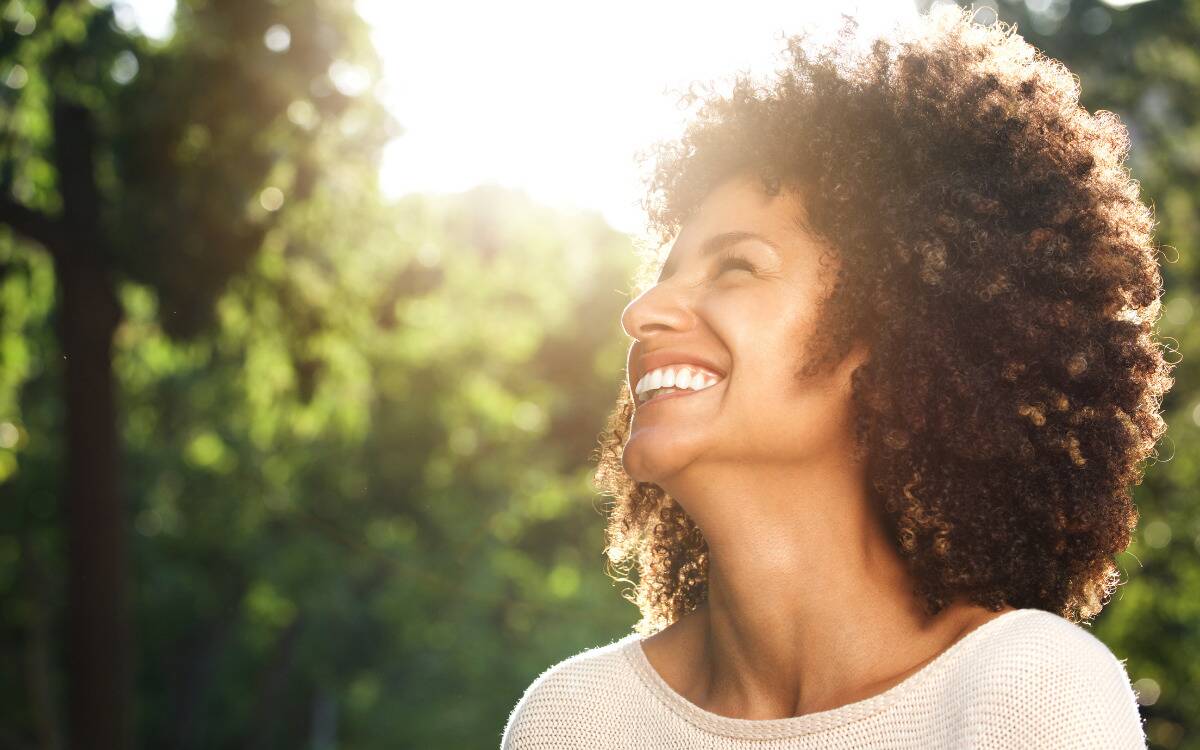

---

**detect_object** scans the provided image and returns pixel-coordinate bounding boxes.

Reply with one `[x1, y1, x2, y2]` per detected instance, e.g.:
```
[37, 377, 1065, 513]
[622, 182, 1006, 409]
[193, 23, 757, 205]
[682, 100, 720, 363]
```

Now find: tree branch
[0, 197, 66, 259]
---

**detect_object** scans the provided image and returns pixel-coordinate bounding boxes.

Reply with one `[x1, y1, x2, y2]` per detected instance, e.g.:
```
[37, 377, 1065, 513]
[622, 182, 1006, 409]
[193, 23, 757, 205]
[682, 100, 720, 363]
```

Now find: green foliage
[111, 185, 638, 748]
[105, 0, 397, 338]
[3, 165, 641, 746]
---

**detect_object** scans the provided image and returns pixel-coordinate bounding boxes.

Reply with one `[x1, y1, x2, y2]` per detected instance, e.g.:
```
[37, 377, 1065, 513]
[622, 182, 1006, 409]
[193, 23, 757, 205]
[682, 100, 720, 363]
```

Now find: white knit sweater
[500, 608, 1147, 749]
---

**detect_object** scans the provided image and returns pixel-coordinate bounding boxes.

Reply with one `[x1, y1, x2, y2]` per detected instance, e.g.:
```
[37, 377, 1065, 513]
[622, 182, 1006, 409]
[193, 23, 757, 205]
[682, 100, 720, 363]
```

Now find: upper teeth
[634, 365, 723, 402]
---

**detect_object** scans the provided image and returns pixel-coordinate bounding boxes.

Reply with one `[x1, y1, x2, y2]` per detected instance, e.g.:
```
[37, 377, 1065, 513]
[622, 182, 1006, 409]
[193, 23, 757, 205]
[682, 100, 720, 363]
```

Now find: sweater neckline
[622, 607, 1041, 740]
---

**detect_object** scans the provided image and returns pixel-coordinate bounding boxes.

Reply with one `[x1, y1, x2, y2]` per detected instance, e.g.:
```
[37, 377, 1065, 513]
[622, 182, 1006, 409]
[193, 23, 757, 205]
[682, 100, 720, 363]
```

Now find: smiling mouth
[636, 383, 721, 409]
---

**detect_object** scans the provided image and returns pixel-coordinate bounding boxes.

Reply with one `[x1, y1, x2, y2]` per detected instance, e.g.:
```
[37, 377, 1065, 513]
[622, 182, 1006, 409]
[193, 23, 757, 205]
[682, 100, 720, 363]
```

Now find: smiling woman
[502, 6, 1170, 749]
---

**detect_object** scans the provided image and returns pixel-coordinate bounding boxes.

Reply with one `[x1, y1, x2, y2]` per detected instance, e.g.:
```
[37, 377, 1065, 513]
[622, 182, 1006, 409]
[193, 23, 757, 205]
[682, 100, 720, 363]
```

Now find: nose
[620, 281, 696, 342]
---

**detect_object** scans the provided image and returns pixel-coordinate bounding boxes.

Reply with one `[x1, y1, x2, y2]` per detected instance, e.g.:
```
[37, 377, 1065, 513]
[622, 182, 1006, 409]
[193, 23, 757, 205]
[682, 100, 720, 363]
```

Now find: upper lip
[630, 349, 728, 392]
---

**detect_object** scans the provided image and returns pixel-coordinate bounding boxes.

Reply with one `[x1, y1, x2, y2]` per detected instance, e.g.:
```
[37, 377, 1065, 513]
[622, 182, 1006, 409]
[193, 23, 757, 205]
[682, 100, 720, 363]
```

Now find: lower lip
[635, 383, 721, 410]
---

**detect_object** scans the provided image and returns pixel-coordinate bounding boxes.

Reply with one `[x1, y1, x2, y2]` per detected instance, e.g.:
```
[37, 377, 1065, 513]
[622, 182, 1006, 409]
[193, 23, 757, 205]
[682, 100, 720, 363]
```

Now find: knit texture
[500, 608, 1147, 749]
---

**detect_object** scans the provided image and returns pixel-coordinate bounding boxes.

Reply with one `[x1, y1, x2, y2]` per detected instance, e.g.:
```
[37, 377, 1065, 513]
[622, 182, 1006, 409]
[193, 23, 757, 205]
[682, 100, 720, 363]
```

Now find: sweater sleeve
[967, 620, 1147, 749]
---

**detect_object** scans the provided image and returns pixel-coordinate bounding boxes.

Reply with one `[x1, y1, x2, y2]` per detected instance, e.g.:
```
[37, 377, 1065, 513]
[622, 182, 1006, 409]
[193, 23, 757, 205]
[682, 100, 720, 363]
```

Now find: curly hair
[593, 7, 1175, 636]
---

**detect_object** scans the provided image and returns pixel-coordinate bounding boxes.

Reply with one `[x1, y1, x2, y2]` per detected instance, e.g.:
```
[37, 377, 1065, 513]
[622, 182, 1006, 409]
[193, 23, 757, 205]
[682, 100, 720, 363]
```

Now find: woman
[502, 7, 1170, 748]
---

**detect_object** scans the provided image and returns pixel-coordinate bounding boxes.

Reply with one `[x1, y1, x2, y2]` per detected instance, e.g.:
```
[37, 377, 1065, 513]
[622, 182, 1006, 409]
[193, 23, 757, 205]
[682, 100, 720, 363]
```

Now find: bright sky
[118, 0, 927, 233]
[357, 0, 926, 233]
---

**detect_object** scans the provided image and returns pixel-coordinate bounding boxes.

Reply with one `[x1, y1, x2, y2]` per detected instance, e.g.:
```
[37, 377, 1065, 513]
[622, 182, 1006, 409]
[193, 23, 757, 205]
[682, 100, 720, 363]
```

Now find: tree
[0, 1, 394, 746]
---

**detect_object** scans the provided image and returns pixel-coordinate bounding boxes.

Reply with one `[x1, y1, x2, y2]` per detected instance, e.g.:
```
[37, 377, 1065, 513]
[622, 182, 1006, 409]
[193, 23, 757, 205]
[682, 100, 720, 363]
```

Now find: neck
[655, 450, 991, 719]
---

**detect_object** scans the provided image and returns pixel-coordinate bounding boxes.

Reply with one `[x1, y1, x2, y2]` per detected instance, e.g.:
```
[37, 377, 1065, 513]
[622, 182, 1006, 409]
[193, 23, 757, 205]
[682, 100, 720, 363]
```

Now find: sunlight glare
[358, 0, 920, 234]
[101, 0, 177, 41]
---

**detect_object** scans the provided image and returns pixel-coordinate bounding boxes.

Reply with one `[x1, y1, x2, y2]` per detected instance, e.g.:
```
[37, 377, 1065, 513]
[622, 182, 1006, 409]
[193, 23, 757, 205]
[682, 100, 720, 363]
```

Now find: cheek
[721, 299, 815, 380]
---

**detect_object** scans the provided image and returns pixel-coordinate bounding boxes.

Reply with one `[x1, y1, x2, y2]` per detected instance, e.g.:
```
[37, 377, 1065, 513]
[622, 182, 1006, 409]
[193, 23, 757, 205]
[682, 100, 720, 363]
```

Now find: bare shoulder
[951, 608, 1147, 749]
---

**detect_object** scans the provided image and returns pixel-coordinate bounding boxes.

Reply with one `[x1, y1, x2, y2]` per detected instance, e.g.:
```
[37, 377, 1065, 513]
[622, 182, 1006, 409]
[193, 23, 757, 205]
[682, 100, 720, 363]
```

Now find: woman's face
[620, 176, 868, 486]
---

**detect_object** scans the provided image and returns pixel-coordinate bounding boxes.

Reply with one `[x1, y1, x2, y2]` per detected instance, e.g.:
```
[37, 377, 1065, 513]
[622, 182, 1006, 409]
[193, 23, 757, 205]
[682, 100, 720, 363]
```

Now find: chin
[621, 444, 668, 484]
[621, 443, 691, 487]
[620, 451, 652, 484]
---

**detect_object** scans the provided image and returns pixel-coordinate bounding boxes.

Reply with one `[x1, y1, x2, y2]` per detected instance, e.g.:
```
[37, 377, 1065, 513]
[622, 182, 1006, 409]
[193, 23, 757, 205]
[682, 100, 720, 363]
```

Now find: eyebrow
[657, 230, 780, 282]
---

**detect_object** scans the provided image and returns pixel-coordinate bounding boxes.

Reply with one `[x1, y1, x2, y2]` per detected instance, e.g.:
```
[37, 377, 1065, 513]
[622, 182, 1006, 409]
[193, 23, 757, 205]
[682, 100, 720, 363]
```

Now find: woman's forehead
[662, 179, 817, 262]
[687, 177, 811, 237]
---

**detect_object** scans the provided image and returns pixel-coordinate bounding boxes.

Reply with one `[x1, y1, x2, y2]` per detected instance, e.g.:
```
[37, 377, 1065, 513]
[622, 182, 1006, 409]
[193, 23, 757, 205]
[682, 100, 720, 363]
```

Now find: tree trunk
[20, 525, 64, 750]
[54, 251, 126, 750]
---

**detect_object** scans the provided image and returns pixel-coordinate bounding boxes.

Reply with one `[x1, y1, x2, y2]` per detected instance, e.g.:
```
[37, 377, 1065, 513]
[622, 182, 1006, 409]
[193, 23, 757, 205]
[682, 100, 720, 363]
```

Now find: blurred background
[0, 0, 1194, 748]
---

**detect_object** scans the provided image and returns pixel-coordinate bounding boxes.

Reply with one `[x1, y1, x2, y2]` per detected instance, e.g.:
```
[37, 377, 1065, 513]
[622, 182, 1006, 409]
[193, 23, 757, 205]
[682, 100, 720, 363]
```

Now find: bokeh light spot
[264, 23, 291, 52]
[512, 401, 545, 433]
[259, 186, 285, 212]
[328, 60, 371, 97]
[14, 11, 35, 35]
[287, 99, 319, 130]
[111, 50, 140, 84]
[1133, 677, 1161, 706]
[4, 64, 28, 89]
[1143, 519, 1172, 549]
[0, 423, 19, 450]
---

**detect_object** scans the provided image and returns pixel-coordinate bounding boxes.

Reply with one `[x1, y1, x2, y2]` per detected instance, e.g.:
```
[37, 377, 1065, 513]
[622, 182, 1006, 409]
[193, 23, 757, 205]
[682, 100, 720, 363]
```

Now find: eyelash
[656, 253, 757, 283]
[715, 254, 756, 276]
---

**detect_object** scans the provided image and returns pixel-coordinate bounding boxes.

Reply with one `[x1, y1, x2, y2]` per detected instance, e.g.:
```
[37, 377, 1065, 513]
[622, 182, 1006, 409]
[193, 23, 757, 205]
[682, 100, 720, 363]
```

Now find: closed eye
[715, 253, 757, 276]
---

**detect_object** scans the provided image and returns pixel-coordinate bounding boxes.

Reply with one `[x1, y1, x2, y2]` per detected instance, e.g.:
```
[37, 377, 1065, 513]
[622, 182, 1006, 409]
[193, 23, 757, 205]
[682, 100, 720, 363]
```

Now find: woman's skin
[619, 175, 1015, 720]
